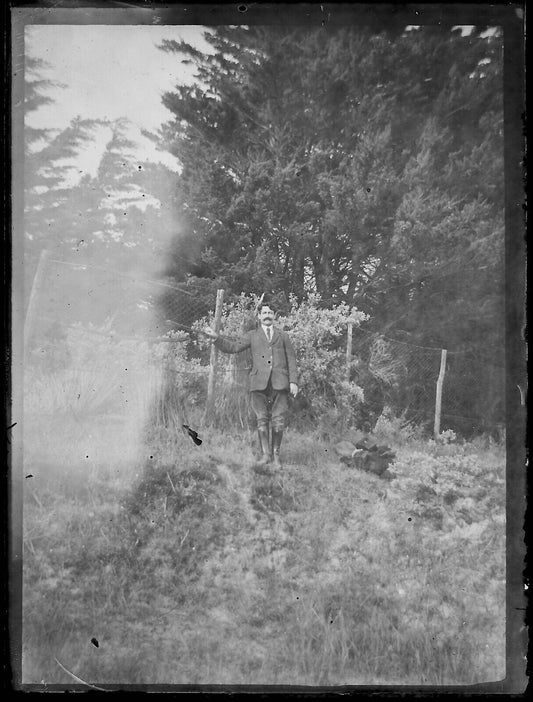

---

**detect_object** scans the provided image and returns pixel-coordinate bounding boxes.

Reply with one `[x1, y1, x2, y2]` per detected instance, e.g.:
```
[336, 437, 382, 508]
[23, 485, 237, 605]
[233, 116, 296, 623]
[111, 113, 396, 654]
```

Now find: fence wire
[24, 255, 505, 436]
[350, 328, 505, 435]
[27, 256, 210, 339]
[24, 256, 214, 429]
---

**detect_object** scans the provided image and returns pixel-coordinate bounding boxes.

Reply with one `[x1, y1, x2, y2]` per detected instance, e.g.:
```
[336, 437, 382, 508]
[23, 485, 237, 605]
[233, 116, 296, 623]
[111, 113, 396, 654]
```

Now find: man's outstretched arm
[204, 327, 252, 354]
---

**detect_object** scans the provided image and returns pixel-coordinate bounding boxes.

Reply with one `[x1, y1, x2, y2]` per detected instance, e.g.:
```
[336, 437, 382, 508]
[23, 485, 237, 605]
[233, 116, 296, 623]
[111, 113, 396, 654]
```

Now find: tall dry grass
[21, 399, 506, 687]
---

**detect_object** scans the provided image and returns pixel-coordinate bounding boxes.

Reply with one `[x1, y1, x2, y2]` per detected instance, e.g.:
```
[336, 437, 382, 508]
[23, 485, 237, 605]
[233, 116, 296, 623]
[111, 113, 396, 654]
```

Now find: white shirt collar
[261, 324, 273, 338]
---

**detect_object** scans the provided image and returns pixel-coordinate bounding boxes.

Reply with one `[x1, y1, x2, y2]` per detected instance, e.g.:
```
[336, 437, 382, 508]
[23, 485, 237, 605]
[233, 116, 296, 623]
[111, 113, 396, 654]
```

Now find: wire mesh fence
[23, 252, 505, 438]
[23, 254, 212, 432]
[350, 328, 505, 436]
[25, 255, 211, 342]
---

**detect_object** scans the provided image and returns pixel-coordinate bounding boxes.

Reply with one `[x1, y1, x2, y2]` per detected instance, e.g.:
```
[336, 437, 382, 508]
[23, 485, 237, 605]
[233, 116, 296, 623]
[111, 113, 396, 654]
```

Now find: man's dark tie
[267, 327, 272, 342]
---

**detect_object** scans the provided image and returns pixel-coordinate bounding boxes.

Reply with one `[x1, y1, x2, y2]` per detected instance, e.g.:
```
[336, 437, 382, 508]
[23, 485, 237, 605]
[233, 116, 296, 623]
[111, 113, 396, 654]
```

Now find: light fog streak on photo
[21, 24, 204, 489]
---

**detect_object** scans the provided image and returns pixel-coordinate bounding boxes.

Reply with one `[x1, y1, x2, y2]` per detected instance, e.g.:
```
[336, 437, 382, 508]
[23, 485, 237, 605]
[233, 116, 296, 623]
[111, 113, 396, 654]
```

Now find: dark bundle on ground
[333, 435, 396, 479]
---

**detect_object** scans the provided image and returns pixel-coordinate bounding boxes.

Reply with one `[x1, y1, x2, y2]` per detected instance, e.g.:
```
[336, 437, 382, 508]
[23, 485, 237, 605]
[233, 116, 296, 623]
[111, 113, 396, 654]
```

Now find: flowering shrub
[277, 295, 365, 427]
[193, 293, 367, 429]
[436, 429, 458, 444]
[373, 406, 428, 445]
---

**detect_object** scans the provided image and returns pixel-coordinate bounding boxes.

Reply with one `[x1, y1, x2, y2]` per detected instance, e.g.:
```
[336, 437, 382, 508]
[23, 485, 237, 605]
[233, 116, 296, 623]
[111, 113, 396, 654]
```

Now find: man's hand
[203, 327, 219, 340]
[253, 292, 265, 315]
[290, 383, 299, 397]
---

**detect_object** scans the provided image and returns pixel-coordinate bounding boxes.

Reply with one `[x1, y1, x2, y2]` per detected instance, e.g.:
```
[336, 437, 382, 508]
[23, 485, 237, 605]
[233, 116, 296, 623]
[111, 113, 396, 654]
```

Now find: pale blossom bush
[193, 293, 367, 428]
[277, 294, 366, 425]
[372, 406, 428, 445]
[436, 429, 458, 444]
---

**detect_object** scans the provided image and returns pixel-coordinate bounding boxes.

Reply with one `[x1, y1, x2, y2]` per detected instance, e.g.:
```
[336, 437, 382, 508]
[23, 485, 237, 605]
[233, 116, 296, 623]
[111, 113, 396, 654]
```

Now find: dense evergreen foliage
[23, 27, 505, 434]
[157, 25, 504, 432]
[158, 25, 503, 342]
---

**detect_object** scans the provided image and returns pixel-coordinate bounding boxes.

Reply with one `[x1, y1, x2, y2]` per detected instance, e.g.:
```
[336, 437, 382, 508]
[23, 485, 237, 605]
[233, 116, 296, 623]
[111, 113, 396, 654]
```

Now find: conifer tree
[158, 24, 504, 432]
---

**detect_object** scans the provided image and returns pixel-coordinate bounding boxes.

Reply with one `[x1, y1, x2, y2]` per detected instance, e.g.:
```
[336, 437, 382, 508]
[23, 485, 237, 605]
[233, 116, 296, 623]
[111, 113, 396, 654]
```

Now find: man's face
[259, 306, 275, 326]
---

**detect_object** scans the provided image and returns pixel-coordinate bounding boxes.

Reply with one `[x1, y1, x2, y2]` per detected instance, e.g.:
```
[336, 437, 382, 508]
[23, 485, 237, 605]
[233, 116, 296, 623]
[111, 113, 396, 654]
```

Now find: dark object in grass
[182, 424, 202, 446]
[334, 437, 396, 479]
[380, 469, 396, 481]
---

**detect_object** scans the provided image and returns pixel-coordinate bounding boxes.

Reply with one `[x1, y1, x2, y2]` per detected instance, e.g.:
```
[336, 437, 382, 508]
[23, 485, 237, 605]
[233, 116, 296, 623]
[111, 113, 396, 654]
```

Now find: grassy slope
[22, 415, 505, 686]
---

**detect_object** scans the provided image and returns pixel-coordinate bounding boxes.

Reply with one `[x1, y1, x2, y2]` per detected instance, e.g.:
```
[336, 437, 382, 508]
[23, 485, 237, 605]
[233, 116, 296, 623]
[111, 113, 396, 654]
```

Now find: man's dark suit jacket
[215, 326, 298, 392]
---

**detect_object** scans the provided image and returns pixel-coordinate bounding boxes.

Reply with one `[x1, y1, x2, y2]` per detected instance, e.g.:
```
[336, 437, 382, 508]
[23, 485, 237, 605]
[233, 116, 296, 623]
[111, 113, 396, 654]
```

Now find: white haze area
[22, 25, 212, 475]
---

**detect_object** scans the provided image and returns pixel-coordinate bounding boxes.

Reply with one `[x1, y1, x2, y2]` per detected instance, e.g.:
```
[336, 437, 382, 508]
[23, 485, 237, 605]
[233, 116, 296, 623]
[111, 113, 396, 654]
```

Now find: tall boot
[256, 426, 271, 466]
[272, 429, 284, 468]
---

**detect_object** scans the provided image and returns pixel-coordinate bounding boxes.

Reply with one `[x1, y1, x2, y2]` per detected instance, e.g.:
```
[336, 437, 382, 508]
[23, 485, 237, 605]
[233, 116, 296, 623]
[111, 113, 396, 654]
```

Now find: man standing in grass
[204, 300, 298, 472]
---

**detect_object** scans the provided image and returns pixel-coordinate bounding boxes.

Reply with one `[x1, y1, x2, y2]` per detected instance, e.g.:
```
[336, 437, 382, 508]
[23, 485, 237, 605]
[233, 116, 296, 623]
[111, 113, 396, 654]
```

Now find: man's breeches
[250, 379, 289, 431]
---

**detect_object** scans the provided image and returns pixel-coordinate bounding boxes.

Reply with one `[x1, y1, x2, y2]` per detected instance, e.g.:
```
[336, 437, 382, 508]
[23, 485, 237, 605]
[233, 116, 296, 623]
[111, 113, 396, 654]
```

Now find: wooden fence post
[434, 349, 447, 439]
[24, 248, 50, 363]
[346, 321, 353, 381]
[205, 288, 225, 424]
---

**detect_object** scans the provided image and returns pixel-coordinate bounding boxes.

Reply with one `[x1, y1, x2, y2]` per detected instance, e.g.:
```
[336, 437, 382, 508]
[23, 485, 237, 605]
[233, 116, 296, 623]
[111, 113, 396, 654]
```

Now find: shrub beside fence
[23, 254, 505, 439]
